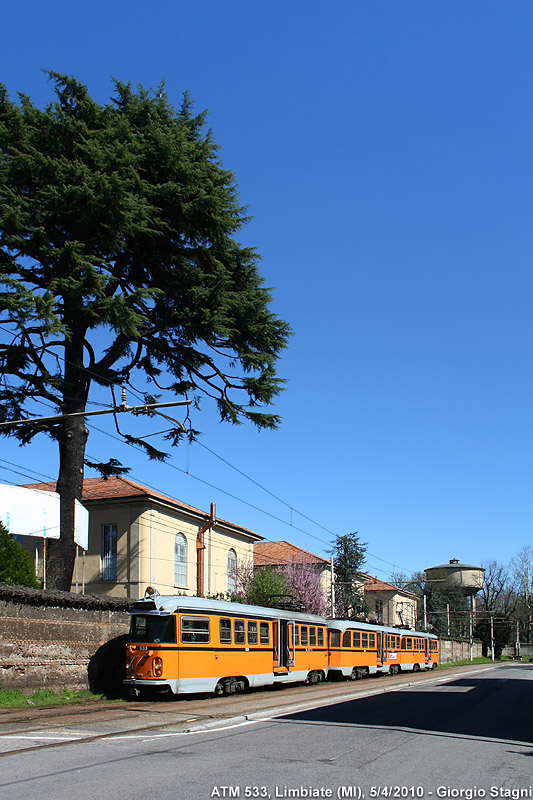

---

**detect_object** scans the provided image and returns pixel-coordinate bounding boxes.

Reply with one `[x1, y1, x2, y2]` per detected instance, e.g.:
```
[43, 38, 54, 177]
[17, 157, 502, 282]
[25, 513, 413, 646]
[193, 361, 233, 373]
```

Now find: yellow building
[363, 576, 418, 628]
[26, 477, 263, 600]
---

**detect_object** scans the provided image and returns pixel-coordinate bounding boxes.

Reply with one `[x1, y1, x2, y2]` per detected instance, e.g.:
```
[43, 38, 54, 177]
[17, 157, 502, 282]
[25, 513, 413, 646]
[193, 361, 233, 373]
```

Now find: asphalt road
[1, 663, 532, 800]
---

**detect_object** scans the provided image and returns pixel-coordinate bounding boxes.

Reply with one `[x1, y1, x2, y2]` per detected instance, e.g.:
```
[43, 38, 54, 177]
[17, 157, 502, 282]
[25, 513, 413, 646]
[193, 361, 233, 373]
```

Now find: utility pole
[330, 556, 336, 618]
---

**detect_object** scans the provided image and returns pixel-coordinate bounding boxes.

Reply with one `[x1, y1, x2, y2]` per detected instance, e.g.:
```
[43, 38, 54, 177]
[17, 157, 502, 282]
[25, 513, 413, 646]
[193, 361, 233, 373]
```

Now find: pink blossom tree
[282, 558, 329, 615]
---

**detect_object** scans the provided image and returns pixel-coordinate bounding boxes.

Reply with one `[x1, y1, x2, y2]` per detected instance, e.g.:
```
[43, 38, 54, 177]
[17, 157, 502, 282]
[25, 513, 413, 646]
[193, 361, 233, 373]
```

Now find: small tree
[230, 560, 289, 608]
[0, 522, 40, 588]
[282, 558, 328, 615]
[331, 532, 367, 619]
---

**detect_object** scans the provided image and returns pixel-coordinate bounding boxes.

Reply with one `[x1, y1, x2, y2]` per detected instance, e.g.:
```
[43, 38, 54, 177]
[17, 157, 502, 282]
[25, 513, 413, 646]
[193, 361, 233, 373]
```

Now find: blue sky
[1, 1, 532, 580]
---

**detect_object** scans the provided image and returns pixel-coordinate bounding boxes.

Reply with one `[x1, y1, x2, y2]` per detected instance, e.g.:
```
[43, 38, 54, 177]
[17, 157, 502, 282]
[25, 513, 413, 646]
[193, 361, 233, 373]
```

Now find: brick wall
[439, 637, 483, 662]
[0, 584, 130, 694]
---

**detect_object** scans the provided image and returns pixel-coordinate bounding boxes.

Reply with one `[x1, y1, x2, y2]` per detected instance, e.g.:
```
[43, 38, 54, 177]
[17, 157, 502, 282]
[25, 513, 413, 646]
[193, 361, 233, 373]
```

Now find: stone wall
[0, 584, 130, 694]
[439, 637, 483, 662]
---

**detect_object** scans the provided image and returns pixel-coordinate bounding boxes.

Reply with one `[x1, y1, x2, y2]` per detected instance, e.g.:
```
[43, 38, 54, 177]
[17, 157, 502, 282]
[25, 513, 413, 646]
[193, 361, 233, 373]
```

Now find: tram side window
[248, 621, 258, 645]
[235, 620, 245, 644]
[310, 627, 317, 646]
[369, 634, 375, 647]
[406, 638, 413, 649]
[401, 638, 406, 650]
[317, 628, 324, 646]
[342, 631, 351, 648]
[330, 629, 341, 647]
[181, 617, 210, 643]
[362, 633, 368, 648]
[260, 622, 270, 645]
[301, 626, 308, 645]
[294, 625, 300, 646]
[353, 631, 361, 648]
[220, 618, 232, 643]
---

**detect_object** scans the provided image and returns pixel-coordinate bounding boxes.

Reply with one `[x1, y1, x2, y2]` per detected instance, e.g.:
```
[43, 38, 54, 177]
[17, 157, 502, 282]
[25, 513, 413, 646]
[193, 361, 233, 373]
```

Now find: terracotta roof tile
[364, 576, 417, 597]
[254, 541, 329, 568]
[23, 477, 262, 540]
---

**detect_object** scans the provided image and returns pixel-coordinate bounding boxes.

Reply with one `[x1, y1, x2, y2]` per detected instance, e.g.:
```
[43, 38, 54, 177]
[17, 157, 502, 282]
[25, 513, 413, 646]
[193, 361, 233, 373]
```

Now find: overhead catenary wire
[0, 338, 416, 579]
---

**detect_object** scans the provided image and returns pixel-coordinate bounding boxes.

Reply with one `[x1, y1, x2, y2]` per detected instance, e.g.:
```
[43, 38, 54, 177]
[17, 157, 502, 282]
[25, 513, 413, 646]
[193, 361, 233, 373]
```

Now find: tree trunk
[46, 328, 89, 592]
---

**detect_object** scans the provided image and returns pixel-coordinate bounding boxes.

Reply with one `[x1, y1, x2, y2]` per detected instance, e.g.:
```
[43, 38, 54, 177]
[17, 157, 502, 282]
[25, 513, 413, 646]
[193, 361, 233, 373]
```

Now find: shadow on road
[276, 665, 533, 744]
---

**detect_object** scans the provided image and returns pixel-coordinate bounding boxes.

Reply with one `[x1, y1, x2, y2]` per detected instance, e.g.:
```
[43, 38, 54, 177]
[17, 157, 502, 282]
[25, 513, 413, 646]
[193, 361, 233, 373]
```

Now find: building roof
[23, 477, 263, 541]
[254, 540, 330, 568]
[425, 559, 484, 572]
[364, 576, 418, 599]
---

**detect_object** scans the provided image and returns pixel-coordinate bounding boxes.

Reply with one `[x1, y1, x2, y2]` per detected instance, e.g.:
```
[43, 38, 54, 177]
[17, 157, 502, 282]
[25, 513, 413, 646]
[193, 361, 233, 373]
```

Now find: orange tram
[124, 593, 439, 697]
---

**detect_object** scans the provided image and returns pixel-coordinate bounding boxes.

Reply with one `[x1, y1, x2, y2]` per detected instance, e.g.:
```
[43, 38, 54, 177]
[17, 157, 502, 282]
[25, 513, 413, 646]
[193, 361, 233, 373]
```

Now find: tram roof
[327, 618, 437, 638]
[131, 594, 327, 624]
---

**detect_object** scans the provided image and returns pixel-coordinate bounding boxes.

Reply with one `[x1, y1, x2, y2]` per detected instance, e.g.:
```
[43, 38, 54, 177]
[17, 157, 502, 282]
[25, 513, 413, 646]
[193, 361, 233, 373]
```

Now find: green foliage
[232, 566, 289, 608]
[425, 577, 470, 638]
[0, 73, 290, 439]
[0, 521, 39, 588]
[331, 531, 367, 618]
[0, 73, 291, 589]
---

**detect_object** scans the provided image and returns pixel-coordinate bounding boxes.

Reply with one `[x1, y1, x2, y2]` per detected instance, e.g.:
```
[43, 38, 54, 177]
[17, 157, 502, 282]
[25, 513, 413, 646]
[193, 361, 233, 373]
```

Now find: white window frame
[101, 523, 117, 581]
[174, 533, 187, 587]
[227, 548, 237, 593]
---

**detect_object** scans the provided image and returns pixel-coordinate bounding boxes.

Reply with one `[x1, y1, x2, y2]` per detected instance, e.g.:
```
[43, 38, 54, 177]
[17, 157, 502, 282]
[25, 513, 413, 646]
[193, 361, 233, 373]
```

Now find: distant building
[363, 576, 418, 628]
[24, 477, 263, 600]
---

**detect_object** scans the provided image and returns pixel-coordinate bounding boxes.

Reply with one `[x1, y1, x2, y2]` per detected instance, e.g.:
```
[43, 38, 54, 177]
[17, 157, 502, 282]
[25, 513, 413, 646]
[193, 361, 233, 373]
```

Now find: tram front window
[128, 614, 176, 644]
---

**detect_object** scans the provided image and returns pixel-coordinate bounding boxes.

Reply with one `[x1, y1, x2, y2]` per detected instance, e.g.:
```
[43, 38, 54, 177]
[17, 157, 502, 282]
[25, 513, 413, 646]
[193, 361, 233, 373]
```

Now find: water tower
[425, 558, 484, 610]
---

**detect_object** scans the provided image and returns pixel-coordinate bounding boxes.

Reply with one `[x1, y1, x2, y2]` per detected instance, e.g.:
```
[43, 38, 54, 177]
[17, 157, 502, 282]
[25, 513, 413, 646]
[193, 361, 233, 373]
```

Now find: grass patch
[437, 656, 509, 669]
[0, 687, 106, 709]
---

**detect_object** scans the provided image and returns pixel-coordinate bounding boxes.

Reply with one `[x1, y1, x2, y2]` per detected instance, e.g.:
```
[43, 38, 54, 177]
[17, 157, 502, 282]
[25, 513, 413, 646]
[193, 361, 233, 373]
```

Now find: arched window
[227, 548, 237, 593]
[174, 533, 187, 586]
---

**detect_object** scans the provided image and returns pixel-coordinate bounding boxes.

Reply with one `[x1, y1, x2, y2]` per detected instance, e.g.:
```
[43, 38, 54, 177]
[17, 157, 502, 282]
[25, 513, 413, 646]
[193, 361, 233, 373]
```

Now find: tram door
[272, 620, 279, 668]
[279, 620, 295, 668]
[378, 632, 386, 666]
[273, 620, 295, 670]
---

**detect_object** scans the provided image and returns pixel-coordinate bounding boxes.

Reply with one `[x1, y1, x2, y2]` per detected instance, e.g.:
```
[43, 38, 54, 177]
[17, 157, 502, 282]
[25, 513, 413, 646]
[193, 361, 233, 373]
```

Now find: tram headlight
[153, 657, 163, 677]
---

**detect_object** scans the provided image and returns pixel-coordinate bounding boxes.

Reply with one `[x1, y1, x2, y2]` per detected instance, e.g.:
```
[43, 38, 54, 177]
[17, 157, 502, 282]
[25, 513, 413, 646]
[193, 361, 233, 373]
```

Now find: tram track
[0, 664, 500, 758]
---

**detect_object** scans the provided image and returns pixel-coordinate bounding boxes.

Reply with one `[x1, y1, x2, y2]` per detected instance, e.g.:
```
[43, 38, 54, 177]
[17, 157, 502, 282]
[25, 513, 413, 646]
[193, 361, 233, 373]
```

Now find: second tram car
[327, 619, 438, 680]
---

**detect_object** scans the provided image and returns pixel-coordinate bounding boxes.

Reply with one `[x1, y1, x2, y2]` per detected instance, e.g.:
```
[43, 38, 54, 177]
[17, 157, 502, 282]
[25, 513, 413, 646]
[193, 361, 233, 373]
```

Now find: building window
[174, 533, 187, 586]
[101, 524, 117, 581]
[227, 548, 237, 593]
